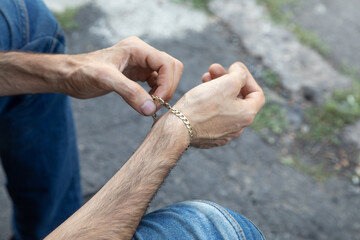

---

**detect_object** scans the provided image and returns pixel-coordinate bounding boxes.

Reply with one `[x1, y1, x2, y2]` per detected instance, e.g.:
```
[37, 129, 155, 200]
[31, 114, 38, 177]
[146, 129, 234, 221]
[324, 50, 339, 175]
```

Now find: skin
[0, 36, 265, 239]
[46, 62, 265, 239]
[0, 36, 183, 115]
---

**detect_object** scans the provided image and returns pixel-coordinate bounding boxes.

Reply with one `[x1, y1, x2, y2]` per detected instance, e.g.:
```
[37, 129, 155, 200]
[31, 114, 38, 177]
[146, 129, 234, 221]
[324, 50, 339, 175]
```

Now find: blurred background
[0, 0, 359, 239]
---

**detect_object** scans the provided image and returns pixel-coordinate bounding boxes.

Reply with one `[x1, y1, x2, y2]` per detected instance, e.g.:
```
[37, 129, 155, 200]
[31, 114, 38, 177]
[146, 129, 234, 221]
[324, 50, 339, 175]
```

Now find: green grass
[256, 0, 295, 24]
[341, 62, 360, 79]
[262, 69, 282, 88]
[173, 0, 211, 11]
[252, 102, 289, 135]
[53, 7, 79, 31]
[303, 66, 360, 143]
[291, 24, 330, 57]
[280, 156, 332, 182]
[256, 0, 329, 57]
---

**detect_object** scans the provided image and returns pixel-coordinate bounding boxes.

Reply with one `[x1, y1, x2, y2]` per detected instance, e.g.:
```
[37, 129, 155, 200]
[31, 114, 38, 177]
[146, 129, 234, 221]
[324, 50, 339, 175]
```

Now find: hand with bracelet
[167, 62, 264, 149]
[46, 62, 265, 240]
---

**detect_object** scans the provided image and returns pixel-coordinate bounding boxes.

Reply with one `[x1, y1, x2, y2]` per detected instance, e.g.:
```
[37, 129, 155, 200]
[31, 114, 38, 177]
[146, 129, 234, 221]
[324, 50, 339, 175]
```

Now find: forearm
[45, 113, 189, 240]
[0, 52, 77, 96]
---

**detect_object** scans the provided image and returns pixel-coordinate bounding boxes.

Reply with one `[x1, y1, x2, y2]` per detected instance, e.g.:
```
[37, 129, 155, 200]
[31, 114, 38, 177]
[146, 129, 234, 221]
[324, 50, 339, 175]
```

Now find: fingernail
[141, 100, 156, 116]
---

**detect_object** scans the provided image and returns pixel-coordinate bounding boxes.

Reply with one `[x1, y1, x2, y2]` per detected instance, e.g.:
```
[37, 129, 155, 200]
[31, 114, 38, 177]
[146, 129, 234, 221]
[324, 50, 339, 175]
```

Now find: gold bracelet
[151, 95, 193, 149]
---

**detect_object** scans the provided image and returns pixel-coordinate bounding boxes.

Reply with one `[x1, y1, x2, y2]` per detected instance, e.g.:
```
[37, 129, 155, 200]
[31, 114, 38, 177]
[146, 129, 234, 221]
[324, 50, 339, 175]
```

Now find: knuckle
[236, 61, 246, 68]
[171, 58, 176, 69]
[178, 60, 184, 72]
[160, 51, 168, 57]
[119, 36, 143, 48]
[127, 36, 141, 42]
[232, 62, 247, 77]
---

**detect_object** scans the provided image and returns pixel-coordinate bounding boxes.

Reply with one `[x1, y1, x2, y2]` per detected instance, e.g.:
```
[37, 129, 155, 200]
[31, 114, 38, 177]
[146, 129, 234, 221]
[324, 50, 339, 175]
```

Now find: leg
[133, 201, 265, 240]
[0, 0, 81, 239]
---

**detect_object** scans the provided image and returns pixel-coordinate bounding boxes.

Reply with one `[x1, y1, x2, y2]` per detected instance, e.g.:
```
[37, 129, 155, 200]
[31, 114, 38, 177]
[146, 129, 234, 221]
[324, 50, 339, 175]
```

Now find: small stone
[339, 150, 346, 157]
[355, 166, 360, 176]
[324, 151, 336, 160]
[340, 159, 350, 167]
[334, 163, 341, 171]
[342, 121, 360, 149]
[352, 175, 360, 185]
[301, 125, 309, 134]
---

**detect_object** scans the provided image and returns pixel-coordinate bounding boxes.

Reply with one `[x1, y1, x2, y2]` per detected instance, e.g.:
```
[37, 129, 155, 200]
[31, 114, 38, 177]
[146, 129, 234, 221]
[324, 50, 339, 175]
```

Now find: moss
[303, 80, 360, 143]
[262, 69, 282, 88]
[53, 7, 79, 31]
[252, 102, 289, 135]
[280, 156, 332, 182]
[256, 0, 330, 57]
[291, 24, 330, 57]
[303, 63, 360, 142]
[173, 0, 211, 12]
[256, 0, 295, 24]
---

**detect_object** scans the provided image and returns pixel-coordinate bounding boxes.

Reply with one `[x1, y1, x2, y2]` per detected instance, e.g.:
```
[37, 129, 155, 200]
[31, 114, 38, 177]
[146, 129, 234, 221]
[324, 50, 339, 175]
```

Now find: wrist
[151, 112, 190, 154]
[50, 54, 86, 94]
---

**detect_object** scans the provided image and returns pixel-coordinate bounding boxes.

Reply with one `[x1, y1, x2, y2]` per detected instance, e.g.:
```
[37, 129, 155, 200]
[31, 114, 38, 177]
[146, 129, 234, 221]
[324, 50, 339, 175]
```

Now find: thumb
[228, 62, 246, 77]
[222, 62, 248, 95]
[113, 73, 156, 116]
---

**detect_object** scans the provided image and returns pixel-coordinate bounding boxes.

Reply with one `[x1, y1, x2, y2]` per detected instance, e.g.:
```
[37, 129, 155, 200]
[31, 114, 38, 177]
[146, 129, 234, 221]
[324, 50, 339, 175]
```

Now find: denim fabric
[0, 0, 65, 52]
[134, 200, 265, 240]
[0, 1, 81, 239]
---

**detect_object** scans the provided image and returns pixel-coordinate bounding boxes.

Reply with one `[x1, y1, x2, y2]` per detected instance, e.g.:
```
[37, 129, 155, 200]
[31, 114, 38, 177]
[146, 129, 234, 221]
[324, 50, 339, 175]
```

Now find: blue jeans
[0, 0, 81, 239]
[0, 1, 265, 239]
[134, 200, 265, 240]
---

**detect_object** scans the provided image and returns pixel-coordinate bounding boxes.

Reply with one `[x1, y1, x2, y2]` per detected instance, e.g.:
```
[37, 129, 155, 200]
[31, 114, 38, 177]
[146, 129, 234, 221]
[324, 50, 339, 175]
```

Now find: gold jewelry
[152, 95, 193, 149]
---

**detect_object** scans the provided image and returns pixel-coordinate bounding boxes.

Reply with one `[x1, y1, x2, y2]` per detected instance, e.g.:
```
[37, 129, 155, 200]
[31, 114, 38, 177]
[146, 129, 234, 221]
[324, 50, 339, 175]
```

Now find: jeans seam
[0, 10, 11, 49]
[15, 0, 29, 46]
[196, 200, 246, 240]
[50, 24, 61, 53]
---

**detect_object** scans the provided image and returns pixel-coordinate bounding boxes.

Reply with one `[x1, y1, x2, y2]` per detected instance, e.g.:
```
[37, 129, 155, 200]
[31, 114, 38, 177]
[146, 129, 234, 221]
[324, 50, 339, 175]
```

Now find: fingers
[202, 72, 212, 83]
[152, 55, 183, 103]
[237, 62, 262, 96]
[222, 62, 264, 124]
[146, 72, 158, 88]
[110, 68, 156, 116]
[201, 62, 264, 113]
[236, 63, 265, 113]
[242, 91, 266, 114]
[224, 62, 248, 95]
[210, 63, 227, 79]
[120, 37, 183, 103]
[200, 62, 247, 99]
[202, 63, 227, 83]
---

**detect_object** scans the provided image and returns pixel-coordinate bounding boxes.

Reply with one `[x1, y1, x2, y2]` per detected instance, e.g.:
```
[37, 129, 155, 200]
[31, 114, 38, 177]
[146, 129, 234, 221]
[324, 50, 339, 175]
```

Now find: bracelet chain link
[151, 95, 193, 149]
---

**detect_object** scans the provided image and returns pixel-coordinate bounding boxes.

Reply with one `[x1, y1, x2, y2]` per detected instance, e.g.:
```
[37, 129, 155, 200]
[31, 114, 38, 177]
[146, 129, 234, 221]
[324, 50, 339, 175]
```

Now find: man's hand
[174, 62, 265, 148]
[62, 37, 183, 115]
[0, 37, 183, 116]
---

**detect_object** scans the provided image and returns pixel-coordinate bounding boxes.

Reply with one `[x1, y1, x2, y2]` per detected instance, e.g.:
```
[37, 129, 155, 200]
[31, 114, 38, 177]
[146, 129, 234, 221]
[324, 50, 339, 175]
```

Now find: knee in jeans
[137, 200, 265, 240]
